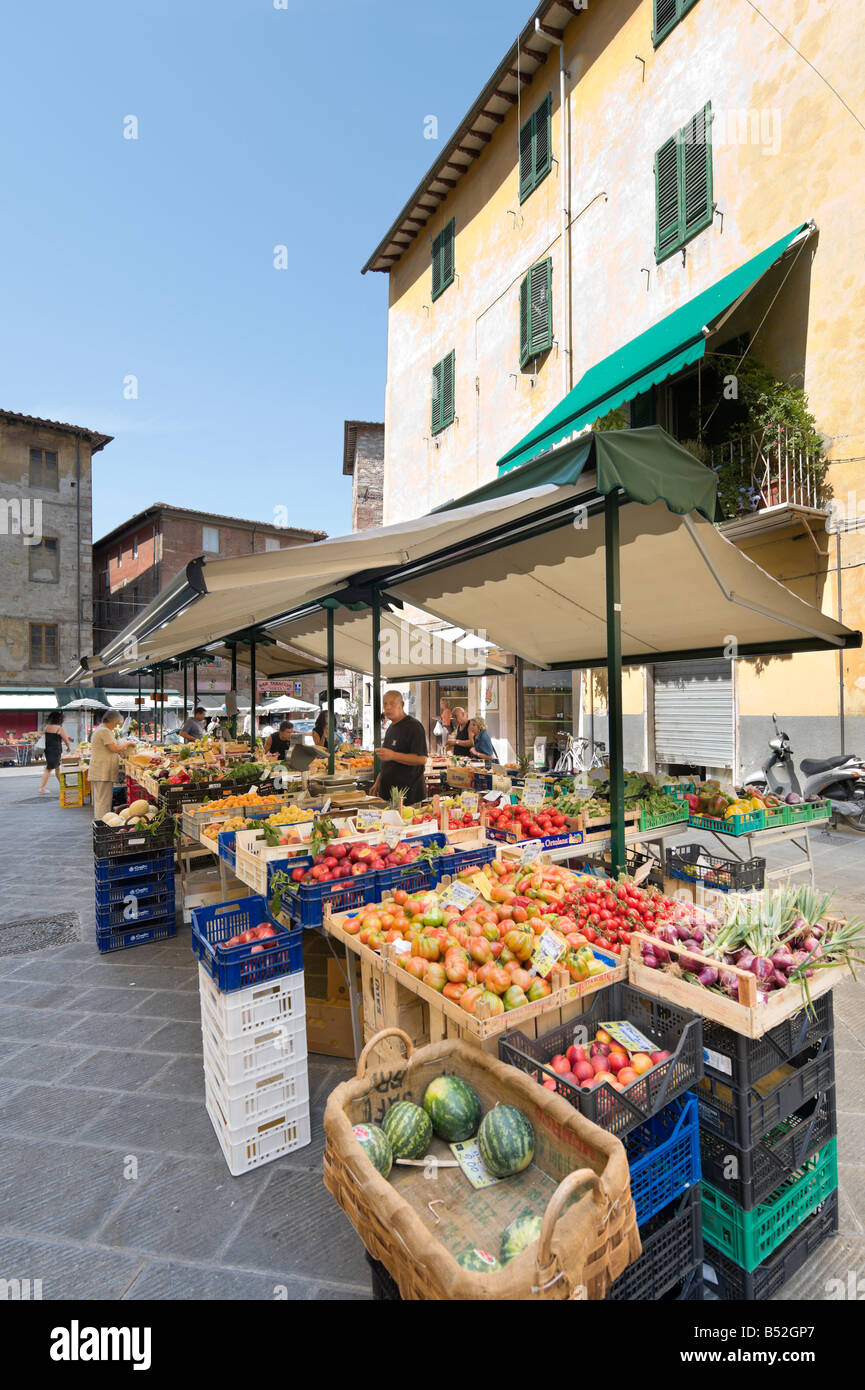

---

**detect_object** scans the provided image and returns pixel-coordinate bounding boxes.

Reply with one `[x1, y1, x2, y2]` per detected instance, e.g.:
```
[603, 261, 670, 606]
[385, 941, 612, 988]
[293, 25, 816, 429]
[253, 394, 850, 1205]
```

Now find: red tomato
[620, 931, 631, 945]
[609, 942, 621, 955]
[582, 926, 596, 943]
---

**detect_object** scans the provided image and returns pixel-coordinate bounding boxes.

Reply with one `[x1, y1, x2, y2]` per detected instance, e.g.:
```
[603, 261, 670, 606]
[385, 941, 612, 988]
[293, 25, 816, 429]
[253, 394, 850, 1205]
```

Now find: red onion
[719, 970, 739, 998]
[657, 924, 679, 946]
[690, 926, 705, 946]
[736, 951, 755, 973]
[802, 936, 821, 955]
[679, 953, 703, 973]
[750, 956, 775, 980]
[653, 945, 670, 964]
[675, 923, 692, 941]
[642, 954, 659, 970]
[697, 965, 719, 986]
[771, 951, 793, 970]
[772, 969, 789, 988]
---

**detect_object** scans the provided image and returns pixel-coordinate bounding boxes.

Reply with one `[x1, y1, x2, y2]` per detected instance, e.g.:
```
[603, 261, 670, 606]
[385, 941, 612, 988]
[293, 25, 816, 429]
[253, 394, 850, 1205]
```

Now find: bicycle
[553, 734, 607, 776]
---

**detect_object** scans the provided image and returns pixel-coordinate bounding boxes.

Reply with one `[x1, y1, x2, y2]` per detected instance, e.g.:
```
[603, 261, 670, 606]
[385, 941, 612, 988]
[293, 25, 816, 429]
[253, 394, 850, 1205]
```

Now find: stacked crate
[698, 996, 839, 1299]
[92, 819, 177, 953]
[190, 895, 310, 1175]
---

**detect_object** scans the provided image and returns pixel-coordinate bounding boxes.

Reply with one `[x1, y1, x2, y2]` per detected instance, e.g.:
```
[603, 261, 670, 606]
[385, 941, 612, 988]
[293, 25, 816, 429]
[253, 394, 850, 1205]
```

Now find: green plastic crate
[688, 809, 764, 837]
[663, 782, 696, 800]
[640, 805, 690, 832]
[754, 800, 832, 831]
[701, 1137, 838, 1272]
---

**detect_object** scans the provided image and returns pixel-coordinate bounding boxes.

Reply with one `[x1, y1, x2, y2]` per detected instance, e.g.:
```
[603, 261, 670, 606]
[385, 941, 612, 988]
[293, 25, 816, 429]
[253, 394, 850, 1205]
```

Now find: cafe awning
[497, 222, 814, 474]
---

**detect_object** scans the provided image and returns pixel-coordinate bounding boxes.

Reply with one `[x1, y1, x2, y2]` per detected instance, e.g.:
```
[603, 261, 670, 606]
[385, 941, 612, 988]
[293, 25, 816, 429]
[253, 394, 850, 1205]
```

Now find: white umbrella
[63, 696, 111, 739]
[259, 694, 319, 713]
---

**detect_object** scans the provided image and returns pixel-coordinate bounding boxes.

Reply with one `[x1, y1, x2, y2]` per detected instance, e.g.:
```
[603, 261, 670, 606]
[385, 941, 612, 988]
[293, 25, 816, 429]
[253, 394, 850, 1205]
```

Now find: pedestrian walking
[38, 710, 73, 794]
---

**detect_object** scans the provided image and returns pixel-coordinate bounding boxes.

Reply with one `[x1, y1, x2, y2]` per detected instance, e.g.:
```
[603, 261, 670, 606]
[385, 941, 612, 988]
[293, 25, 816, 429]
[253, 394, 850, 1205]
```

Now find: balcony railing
[709, 425, 826, 515]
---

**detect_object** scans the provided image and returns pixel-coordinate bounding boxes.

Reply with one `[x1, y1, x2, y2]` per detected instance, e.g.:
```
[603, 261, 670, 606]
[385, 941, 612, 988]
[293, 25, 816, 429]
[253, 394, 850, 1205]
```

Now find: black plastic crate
[667, 1265, 704, 1301]
[696, 1036, 835, 1149]
[666, 844, 765, 893]
[699, 1087, 836, 1211]
[702, 993, 834, 1088]
[702, 1189, 839, 1301]
[92, 818, 177, 859]
[499, 981, 703, 1139]
[598, 846, 664, 888]
[367, 1252, 401, 1301]
[608, 1186, 703, 1300]
[157, 782, 216, 811]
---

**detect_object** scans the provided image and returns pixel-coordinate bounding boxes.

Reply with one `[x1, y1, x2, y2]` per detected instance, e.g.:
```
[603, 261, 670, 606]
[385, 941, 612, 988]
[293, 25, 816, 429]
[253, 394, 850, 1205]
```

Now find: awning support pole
[137, 672, 142, 734]
[250, 642, 257, 751]
[372, 591, 382, 780]
[152, 668, 158, 745]
[605, 490, 626, 876]
[326, 607, 335, 776]
[193, 661, 198, 710]
[159, 668, 165, 740]
[230, 644, 238, 739]
[183, 661, 188, 719]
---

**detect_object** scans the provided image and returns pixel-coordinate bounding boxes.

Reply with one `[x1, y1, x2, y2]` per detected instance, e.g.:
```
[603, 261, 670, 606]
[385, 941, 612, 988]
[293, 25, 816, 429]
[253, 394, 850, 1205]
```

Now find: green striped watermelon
[352, 1124, 392, 1177]
[382, 1101, 432, 1159]
[500, 1210, 543, 1263]
[477, 1104, 535, 1178]
[423, 1075, 481, 1142]
[456, 1247, 501, 1273]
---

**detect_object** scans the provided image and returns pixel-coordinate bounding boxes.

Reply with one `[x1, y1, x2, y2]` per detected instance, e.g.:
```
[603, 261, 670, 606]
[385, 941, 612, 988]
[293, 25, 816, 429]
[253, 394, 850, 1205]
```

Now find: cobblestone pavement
[0, 767, 862, 1301]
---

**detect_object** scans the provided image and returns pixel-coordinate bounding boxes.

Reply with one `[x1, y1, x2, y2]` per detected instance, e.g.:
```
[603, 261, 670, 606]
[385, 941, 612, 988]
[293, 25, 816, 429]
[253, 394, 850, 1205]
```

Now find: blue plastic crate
[94, 870, 174, 909]
[191, 895, 303, 991]
[435, 842, 497, 881]
[96, 891, 175, 931]
[96, 916, 177, 954]
[217, 829, 238, 869]
[281, 872, 378, 928]
[94, 848, 175, 883]
[625, 1093, 701, 1227]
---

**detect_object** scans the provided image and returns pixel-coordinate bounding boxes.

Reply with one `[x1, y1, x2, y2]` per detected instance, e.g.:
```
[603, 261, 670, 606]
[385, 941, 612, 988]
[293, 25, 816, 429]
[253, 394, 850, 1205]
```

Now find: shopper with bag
[38, 711, 73, 794]
[433, 697, 452, 754]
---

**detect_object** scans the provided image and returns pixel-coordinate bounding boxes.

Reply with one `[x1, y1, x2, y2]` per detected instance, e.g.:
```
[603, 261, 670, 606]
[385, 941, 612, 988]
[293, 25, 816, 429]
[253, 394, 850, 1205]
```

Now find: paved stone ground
[0, 766, 862, 1301]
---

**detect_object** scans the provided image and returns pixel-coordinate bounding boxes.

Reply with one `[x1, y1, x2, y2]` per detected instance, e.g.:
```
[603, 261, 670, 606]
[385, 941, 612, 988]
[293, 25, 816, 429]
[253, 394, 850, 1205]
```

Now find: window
[655, 102, 713, 262]
[431, 350, 455, 435]
[30, 623, 58, 667]
[202, 526, 220, 553]
[519, 93, 552, 204]
[29, 448, 58, 490]
[133, 537, 138, 559]
[653, 0, 701, 46]
[431, 219, 455, 302]
[29, 537, 58, 583]
[264, 536, 280, 551]
[519, 258, 553, 367]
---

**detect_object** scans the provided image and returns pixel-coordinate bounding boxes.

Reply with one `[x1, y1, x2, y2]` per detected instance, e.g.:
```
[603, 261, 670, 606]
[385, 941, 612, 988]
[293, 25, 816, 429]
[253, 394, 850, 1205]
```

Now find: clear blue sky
[0, 0, 532, 543]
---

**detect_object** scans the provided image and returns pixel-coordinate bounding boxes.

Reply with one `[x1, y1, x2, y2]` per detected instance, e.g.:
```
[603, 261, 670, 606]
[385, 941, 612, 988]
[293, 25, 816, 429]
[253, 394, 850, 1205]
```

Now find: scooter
[744, 714, 865, 832]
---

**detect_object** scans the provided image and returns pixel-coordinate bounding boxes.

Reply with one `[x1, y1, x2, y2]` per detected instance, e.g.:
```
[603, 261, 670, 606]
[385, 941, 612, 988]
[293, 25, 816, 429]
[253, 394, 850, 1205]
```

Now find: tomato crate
[92, 818, 177, 858]
[94, 847, 175, 883]
[197, 962, 305, 1038]
[702, 1189, 838, 1300]
[96, 916, 177, 953]
[701, 1136, 838, 1272]
[695, 1035, 835, 1148]
[702, 992, 834, 1089]
[94, 871, 174, 909]
[434, 842, 497, 881]
[498, 982, 703, 1139]
[278, 867, 379, 929]
[699, 1087, 836, 1211]
[639, 805, 689, 832]
[96, 892, 175, 931]
[686, 810, 763, 836]
[191, 896, 303, 992]
[666, 844, 765, 894]
[607, 1186, 703, 1301]
[625, 1094, 701, 1227]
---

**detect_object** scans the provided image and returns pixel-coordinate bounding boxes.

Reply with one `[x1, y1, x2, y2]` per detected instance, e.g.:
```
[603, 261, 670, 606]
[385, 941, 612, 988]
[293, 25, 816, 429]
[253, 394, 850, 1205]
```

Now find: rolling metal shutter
[653, 659, 733, 767]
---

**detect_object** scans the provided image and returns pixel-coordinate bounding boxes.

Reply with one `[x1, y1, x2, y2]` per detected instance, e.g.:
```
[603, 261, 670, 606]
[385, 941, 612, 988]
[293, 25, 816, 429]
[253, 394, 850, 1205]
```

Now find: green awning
[497, 222, 812, 474]
[55, 686, 111, 707]
[438, 425, 718, 521]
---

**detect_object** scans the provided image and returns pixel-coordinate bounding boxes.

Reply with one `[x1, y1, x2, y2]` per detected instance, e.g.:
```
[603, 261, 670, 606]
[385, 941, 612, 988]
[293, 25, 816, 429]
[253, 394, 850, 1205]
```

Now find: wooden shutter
[682, 103, 712, 235]
[655, 135, 680, 258]
[431, 359, 442, 434]
[653, 0, 680, 42]
[519, 260, 553, 366]
[431, 219, 454, 302]
[431, 230, 442, 300]
[519, 274, 530, 364]
[441, 350, 455, 430]
[534, 95, 552, 185]
[519, 114, 534, 201]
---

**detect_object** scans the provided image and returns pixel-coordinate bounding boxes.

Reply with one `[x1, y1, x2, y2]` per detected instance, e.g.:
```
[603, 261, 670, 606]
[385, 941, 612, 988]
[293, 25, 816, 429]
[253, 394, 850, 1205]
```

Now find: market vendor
[372, 689, 428, 805]
[446, 705, 472, 755]
[265, 720, 294, 758]
[466, 715, 496, 764]
[89, 709, 136, 821]
[179, 706, 207, 742]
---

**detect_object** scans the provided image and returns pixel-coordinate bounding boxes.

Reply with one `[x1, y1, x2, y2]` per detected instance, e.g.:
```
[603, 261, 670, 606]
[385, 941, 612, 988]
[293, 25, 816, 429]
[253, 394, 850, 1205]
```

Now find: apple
[631, 1053, 654, 1075]
[608, 1052, 628, 1074]
[566, 1044, 581, 1068]
[590, 1042, 610, 1058]
[290, 866, 305, 882]
[591, 1055, 611, 1074]
[617, 1067, 638, 1086]
[651, 1050, 671, 1066]
[542, 1078, 557, 1090]
[550, 1054, 571, 1075]
[574, 1060, 594, 1082]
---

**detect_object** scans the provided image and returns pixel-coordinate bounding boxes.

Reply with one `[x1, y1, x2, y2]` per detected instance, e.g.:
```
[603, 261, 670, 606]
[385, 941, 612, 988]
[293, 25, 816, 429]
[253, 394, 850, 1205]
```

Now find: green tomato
[422, 909, 444, 928]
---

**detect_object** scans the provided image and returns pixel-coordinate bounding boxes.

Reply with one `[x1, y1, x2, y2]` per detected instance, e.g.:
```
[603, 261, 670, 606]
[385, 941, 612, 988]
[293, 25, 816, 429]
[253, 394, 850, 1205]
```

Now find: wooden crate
[575, 807, 641, 842]
[628, 929, 850, 1039]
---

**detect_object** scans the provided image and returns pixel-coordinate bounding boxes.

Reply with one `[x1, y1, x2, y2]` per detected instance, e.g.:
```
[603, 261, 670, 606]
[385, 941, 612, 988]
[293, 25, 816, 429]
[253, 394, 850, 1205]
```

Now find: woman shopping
[89, 710, 136, 821]
[466, 715, 496, 764]
[38, 710, 73, 794]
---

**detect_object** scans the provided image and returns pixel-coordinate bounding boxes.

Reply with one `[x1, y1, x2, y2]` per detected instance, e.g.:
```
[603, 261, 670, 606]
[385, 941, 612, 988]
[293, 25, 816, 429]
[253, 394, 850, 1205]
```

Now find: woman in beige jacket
[89, 710, 136, 821]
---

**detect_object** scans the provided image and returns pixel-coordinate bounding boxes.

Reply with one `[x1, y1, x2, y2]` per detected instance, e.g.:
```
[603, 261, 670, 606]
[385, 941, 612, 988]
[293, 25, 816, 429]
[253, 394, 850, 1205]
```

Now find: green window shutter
[519, 94, 553, 204]
[519, 259, 553, 367]
[655, 135, 680, 259]
[682, 103, 712, 235]
[431, 219, 455, 302]
[519, 114, 534, 201]
[432, 351, 455, 434]
[519, 274, 530, 365]
[653, 0, 701, 46]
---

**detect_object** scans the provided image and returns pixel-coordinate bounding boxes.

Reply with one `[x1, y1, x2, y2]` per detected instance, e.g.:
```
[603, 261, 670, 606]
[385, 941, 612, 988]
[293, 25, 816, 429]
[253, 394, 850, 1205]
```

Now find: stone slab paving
[0, 765, 862, 1301]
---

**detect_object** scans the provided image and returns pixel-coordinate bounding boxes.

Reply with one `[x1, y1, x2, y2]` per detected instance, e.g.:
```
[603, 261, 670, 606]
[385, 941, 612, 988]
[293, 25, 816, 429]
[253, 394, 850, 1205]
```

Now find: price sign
[484, 789, 509, 803]
[601, 1020, 656, 1054]
[449, 1139, 501, 1190]
[439, 880, 479, 909]
[383, 824, 403, 849]
[521, 840, 543, 865]
[356, 808, 382, 833]
[459, 791, 479, 815]
[471, 870, 496, 901]
[531, 928, 567, 979]
[320, 797, 331, 815]
[521, 780, 546, 809]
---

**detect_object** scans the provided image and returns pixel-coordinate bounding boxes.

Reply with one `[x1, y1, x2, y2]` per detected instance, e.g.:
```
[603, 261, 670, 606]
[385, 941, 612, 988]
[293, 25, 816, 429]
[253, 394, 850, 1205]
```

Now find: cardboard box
[306, 1000, 356, 1058]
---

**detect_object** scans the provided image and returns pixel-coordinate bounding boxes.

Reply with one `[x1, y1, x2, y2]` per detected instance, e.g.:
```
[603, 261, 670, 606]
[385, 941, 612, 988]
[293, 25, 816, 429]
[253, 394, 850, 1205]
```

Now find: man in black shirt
[372, 690, 428, 805]
[447, 705, 472, 755]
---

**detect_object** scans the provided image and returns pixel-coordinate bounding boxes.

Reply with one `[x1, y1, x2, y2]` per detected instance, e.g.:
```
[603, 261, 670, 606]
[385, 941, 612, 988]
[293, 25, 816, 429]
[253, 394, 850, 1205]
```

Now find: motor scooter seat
[800, 755, 852, 776]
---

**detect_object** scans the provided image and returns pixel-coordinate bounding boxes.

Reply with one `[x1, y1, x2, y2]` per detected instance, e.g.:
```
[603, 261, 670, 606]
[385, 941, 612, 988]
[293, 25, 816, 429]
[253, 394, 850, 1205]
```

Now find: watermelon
[352, 1123, 392, 1177]
[500, 1210, 543, 1263]
[382, 1101, 432, 1159]
[477, 1104, 535, 1178]
[423, 1075, 481, 1142]
[456, 1247, 501, 1273]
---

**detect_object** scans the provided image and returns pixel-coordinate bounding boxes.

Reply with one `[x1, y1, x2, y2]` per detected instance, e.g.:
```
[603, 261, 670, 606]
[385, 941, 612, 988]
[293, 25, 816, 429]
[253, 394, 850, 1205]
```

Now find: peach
[631, 1053, 654, 1075]
[617, 1067, 638, 1086]
[591, 1055, 611, 1074]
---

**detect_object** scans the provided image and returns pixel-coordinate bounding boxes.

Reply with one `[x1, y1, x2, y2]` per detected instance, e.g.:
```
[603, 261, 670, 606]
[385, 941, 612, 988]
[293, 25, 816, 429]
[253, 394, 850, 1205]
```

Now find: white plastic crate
[201, 992, 307, 1084]
[197, 963, 305, 1038]
[205, 1085, 311, 1175]
[203, 1034, 309, 1126]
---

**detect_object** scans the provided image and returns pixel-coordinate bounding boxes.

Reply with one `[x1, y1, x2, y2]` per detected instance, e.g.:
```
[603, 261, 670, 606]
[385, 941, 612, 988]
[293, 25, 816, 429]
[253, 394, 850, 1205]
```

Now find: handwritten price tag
[460, 791, 479, 815]
[449, 1139, 501, 1189]
[439, 881, 479, 909]
[531, 928, 566, 979]
[356, 808, 382, 832]
[521, 840, 543, 865]
[471, 870, 496, 901]
[383, 824, 403, 848]
[521, 780, 546, 809]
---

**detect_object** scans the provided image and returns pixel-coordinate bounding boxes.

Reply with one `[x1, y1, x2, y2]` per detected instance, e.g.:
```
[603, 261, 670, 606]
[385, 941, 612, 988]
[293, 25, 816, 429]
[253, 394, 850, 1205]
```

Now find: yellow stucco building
[363, 0, 865, 778]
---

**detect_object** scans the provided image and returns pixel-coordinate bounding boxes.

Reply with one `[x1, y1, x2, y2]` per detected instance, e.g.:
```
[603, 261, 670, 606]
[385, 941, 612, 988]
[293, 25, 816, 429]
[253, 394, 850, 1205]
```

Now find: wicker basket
[323, 1029, 641, 1300]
